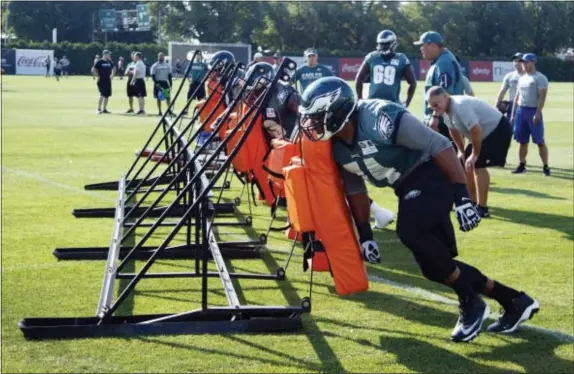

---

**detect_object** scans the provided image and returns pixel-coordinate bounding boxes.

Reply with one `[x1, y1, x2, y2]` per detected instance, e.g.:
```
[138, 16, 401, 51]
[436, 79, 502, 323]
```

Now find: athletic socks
[488, 281, 522, 309]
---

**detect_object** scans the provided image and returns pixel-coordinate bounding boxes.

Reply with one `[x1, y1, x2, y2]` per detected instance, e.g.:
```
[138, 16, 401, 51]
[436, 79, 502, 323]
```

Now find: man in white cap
[292, 48, 334, 93]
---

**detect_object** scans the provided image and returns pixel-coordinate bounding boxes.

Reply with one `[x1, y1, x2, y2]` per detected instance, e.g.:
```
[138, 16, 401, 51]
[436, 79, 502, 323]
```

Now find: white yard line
[2, 166, 115, 202]
[368, 274, 574, 343]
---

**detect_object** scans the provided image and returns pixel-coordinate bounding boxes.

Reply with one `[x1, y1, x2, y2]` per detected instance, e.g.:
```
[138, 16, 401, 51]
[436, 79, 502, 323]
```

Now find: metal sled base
[19, 304, 308, 340]
[72, 203, 236, 218]
[53, 240, 265, 261]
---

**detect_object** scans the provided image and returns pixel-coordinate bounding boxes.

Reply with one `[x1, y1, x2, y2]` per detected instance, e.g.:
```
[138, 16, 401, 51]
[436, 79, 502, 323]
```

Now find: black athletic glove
[453, 183, 481, 232]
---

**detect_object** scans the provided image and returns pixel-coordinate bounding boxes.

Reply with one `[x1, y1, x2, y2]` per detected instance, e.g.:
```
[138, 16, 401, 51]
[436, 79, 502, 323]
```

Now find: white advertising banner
[15, 49, 54, 75]
[492, 61, 514, 82]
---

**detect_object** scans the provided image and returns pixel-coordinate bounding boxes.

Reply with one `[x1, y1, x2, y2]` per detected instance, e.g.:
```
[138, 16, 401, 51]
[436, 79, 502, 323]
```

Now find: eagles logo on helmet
[299, 77, 357, 141]
[376, 30, 398, 56]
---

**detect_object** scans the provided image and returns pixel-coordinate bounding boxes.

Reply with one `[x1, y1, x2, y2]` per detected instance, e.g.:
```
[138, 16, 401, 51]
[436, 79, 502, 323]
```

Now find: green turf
[2, 76, 573, 373]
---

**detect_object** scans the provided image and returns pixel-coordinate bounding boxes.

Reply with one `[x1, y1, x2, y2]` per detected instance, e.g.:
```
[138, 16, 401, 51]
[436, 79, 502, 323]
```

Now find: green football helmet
[298, 77, 357, 141]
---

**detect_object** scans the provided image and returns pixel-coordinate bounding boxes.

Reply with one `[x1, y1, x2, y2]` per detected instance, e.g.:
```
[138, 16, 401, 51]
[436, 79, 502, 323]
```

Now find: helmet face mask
[243, 62, 274, 107]
[298, 77, 357, 142]
[376, 30, 398, 55]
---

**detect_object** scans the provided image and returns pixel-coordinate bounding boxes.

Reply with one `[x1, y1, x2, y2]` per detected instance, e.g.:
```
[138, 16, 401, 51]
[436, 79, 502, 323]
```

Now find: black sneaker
[136, 110, 145, 115]
[125, 109, 134, 114]
[487, 292, 539, 334]
[451, 295, 490, 343]
[158, 111, 163, 116]
[512, 164, 526, 174]
[543, 166, 551, 177]
[477, 205, 491, 218]
[102, 109, 111, 114]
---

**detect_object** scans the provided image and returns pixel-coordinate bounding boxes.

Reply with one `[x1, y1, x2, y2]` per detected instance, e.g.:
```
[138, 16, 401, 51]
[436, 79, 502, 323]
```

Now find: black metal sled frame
[20, 58, 310, 340]
[59, 55, 261, 261]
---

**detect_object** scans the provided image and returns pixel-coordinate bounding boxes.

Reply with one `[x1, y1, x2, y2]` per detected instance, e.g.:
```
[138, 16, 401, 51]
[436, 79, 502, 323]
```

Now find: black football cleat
[487, 292, 539, 334]
[512, 164, 526, 174]
[451, 295, 490, 343]
[543, 166, 551, 177]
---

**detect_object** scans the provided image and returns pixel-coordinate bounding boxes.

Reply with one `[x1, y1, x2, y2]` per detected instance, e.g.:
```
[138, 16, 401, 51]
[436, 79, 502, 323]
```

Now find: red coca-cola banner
[338, 58, 363, 80]
[469, 61, 493, 82]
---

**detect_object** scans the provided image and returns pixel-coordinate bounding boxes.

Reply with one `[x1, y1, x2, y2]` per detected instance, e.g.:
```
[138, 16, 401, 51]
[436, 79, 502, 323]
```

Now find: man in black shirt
[91, 50, 115, 114]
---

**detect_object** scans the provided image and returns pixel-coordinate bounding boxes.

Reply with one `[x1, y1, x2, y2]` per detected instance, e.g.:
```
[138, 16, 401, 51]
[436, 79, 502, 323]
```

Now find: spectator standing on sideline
[495, 53, 524, 119]
[151, 52, 173, 116]
[130, 52, 147, 115]
[125, 52, 137, 113]
[44, 56, 51, 78]
[54, 58, 62, 81]
[174, 59, 183, 79]
[271, 52, 282, 74]
[183, 53, 208, 114]
[60, 56, 70, 78]
[292, 48, 333, 92]
[91, 50, 115, 114]
[116, 57, 125, 80]
[510, 53, 550, 176]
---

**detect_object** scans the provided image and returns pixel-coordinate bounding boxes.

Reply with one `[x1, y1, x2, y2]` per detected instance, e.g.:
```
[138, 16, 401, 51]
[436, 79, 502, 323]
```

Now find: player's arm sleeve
[339, 166, 368, 196]
[404, 54, 412, 66]
[395, 112, 452, 156]
[536, 74, 549, 89]
[436, 59, 457, 94]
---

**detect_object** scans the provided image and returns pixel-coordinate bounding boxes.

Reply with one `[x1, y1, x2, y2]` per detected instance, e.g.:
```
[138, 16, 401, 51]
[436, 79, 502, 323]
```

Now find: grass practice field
[1, 75, 573, 373]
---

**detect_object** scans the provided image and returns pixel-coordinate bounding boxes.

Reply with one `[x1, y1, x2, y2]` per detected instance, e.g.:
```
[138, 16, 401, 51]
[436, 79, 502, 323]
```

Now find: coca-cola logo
[342, 63, 361, 73]
[472, 67, 490, 75]
[17, 56, 46, 67]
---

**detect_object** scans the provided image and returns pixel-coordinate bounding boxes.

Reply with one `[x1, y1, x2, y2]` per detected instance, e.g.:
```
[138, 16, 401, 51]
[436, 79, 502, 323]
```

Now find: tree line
[3, 1, 574, 59]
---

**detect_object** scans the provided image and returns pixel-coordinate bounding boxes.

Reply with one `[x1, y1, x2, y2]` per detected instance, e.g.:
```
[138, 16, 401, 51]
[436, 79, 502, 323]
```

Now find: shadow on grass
[491, 206, 574, 241]
[315, 310, 574, 373]
[490, 186, 567, 200]
[504, 164, 574, 181]
[219, 209, 346, 373]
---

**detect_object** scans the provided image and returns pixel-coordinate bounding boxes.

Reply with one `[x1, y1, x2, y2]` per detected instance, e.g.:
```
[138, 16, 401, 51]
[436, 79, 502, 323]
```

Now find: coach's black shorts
[134, 78, 147, 98]
[187, 81, 206, 101]
[126, 76, 137, 97]
[97, 79, 112, 98]
[153, 80, 170, 99]
[464, 116, 512, 169]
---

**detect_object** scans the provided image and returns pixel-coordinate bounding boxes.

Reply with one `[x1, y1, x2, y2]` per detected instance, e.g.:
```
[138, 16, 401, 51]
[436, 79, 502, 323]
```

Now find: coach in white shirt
[427, 86, 513, 218]
[130, 52, 147, 115]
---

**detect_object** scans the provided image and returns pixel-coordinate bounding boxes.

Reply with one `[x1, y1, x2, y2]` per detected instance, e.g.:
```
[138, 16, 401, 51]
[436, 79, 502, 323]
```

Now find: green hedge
[3, 40, 169, 74]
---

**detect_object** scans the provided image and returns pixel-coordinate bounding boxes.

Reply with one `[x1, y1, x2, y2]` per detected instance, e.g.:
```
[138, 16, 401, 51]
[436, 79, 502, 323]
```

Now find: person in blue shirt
[414, 31, 464, 141]
[355, 30, 417, 107]
[292, 48, 334, 93]
[298, 76, 539, 343]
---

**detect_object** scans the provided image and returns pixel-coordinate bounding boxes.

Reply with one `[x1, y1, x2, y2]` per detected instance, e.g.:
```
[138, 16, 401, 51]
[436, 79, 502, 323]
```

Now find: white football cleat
[371, 201, 394, 229]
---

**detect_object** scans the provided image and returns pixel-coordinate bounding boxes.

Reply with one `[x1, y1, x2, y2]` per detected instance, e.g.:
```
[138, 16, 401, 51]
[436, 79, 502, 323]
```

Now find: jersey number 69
[373, 65, 396, 86]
